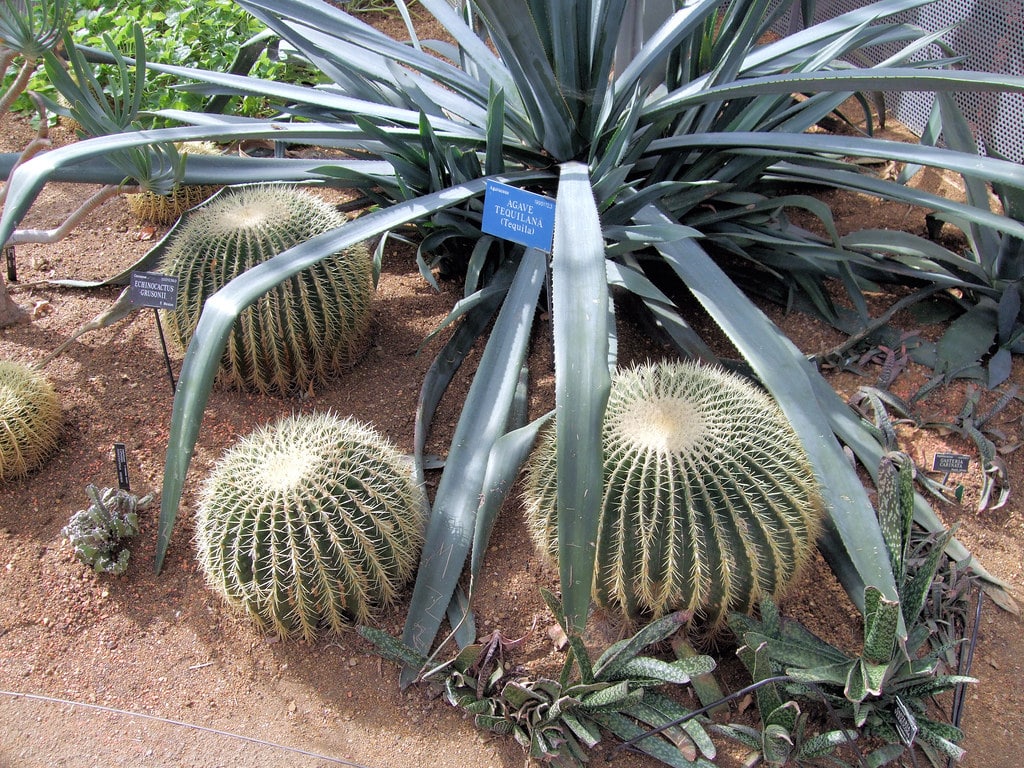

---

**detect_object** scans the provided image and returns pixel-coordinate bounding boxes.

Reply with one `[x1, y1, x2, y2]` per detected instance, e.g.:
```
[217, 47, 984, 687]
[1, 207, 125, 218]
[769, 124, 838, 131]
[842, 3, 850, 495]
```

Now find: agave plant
[1, 0, 1022, 675]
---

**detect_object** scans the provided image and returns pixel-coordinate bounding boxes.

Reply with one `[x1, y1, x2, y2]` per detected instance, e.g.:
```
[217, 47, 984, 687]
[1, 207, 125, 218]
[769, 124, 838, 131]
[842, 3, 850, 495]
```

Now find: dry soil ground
[1, 62, 1022, 768]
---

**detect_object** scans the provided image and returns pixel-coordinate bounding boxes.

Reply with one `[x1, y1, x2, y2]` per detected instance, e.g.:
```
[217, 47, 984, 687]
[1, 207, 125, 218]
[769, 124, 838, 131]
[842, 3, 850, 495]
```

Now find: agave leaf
[935, 303, 998, 374]
[550, 162, 612, 634]
[469, 0, 577, 158]
[469, 409, 552, 584]
[399, 247, 545, 684]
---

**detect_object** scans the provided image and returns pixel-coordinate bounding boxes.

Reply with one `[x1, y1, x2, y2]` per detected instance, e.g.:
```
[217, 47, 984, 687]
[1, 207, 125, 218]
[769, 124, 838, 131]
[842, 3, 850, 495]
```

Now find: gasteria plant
[1, 0, 1023, 671]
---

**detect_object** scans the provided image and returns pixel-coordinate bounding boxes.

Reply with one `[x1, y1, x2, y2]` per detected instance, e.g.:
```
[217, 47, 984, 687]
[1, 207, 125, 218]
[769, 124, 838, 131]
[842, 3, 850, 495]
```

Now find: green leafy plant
[523, 360, 824, 628]
[1, 0, 1022, 666]
[195, 412, 425, 638]
[158, 184, 374, 394]
[0, 359, 60, 481]
[62, 484, 152, 575]
[729, 452, 978, 765]
[0, 0, 69, 117]
[3, 0, 299, 120]
[360, 592, 719, 768]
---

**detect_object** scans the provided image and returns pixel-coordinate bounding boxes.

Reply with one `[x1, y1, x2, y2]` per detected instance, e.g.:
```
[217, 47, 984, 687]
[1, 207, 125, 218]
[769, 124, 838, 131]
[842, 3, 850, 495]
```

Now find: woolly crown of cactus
[0, 360, 61, 482]
[195, 412, 425, 639]
[159, 184, 373, 394]
[523, 360, 824, 628]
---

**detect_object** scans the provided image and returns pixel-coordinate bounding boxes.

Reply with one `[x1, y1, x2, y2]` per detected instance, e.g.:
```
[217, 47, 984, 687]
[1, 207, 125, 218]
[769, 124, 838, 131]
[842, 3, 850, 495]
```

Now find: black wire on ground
[947, 585, 984, 768]
[607, 674, 869, 768]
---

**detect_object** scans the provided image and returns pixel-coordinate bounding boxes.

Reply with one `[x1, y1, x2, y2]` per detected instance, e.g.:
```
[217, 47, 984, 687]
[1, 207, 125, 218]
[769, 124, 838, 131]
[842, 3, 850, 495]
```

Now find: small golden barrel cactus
[195, 412, 425, 639]
[523, 360, 824, 627]
[124, 142, 221, 225]
[0, 360, 61, 482]
[159, 184, 373, 394]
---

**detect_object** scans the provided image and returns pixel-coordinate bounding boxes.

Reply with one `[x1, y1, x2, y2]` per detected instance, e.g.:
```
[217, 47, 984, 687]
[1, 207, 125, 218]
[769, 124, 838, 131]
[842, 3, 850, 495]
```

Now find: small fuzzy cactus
[523, 360, 824, 628]
[0, 360, 61, 482]
[195, 412, 425, 639]
[63, 485, 153, 575]
[124, 142, 222, 225]
[159, 184, 373, 394]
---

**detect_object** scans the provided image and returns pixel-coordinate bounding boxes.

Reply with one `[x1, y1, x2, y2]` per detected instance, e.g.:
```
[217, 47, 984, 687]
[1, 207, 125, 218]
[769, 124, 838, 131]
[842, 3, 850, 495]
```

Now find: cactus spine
[159, 184, 373, 394]
[195, 412, 425, 639]
[523, 360, 824, 627]
[0, 360, 61, 482]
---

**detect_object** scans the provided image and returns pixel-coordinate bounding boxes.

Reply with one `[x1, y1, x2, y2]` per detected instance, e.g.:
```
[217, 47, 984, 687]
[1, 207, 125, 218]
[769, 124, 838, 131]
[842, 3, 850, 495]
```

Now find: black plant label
[114, 443, 131, 492]
[894, 696, 918, 747]
[130, 271, 179, 310]
[932, 453, 970, 474]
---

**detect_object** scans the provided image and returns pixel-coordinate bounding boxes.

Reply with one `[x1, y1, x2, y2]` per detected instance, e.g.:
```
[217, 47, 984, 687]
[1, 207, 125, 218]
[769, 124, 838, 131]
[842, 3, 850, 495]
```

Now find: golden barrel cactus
[159, 184, 373, 394]
[0, 361, 61, 482]
[523, 360, 824, 628]
[195, 412, 425, 639]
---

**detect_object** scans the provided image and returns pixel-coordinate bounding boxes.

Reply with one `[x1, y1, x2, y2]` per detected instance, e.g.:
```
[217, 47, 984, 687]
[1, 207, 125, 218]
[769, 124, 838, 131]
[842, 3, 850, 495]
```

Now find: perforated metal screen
[771, 0, 1024, 163]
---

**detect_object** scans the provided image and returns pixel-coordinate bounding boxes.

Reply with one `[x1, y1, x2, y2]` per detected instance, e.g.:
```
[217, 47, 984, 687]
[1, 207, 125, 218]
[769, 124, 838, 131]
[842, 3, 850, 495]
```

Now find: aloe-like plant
[124, 141, 222, 225]
[360, 592, 719, 768]
[1, 0, 1022, 668]
[0, 359, 60, 481]
[62, 484, 152, 575]
[523, 360, 824, 627]
[157, 184, 374, 394]
[195, 412, 425, 638]
[729, 452, 978, 765]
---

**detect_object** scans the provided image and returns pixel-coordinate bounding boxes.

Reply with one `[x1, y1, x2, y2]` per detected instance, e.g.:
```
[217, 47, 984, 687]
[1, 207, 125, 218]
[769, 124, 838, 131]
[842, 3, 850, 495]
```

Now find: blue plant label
[481, 180, 555, 252]
[114, 442, 130, 491]
[933, 453, 970, 474]
[130, 271, 179, 310]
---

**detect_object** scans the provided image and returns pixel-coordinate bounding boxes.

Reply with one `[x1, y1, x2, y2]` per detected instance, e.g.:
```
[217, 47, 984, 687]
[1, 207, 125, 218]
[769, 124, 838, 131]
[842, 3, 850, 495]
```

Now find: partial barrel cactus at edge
[0, 360, 61, 482]
[523, 360, 824, 628]
[195, 412, 425, 639]
[159, 184, 373, 394]
[124, 142, 222, 225]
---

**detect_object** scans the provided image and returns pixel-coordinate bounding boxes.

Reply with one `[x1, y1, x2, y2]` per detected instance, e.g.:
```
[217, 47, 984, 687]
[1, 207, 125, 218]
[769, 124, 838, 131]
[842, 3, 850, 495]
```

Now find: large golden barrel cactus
[523, 360, 824, 628]
[195, 412, 425, 639]
[159, 184, 373, 394]
[0, 360, 61, 482]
